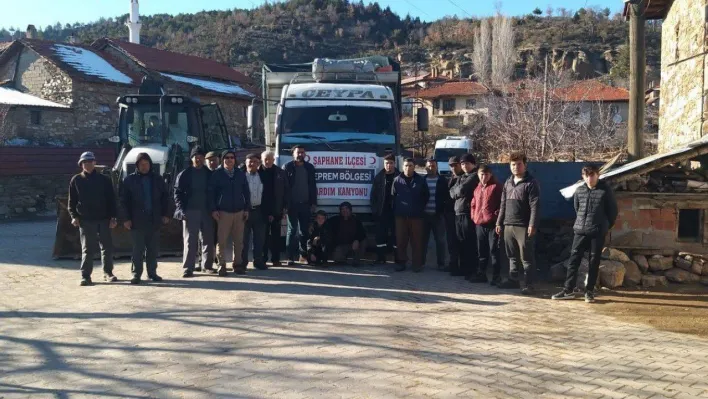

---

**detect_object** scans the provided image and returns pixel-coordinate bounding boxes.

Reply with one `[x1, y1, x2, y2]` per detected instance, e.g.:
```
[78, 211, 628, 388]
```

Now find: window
[678, 209, 702, 241]
[609, 104, 619, 115]
[433, 99, 440, 111]
[99, 104, 111, 113]
[242, 106, 247, 118]
[30, 110, 41, 125]
[465, 99, 476, 109]
[442, 98, 456, 112]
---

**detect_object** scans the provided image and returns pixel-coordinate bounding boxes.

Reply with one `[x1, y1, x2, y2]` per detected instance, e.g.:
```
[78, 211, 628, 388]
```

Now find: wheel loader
[52, 79, 233, 259]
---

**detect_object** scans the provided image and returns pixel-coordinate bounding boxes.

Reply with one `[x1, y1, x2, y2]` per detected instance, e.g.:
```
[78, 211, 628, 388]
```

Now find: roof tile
[415, 81, 489, 99]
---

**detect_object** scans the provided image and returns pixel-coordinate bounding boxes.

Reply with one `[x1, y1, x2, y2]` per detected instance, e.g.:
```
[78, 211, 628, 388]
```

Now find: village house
[413, 81, 489, 130]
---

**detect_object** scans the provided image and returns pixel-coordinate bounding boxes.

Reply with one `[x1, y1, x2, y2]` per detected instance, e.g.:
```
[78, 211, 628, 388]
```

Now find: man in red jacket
[470, 165, 503, 285]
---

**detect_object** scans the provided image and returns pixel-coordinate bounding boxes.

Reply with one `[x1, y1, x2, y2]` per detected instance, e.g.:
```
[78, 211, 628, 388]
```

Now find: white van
[434, 136, 474, 175]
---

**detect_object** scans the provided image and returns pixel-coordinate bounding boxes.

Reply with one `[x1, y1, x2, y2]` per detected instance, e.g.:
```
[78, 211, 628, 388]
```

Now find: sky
[2, 0, 624, 31]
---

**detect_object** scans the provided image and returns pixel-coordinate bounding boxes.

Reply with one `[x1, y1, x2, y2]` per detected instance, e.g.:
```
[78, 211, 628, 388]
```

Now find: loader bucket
[52, 196, 184, 260]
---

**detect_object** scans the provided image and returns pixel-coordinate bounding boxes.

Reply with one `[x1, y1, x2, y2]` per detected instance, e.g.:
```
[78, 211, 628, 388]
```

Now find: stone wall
[0, 173, 72, 218]
[1, 107, 75, 146]
[610, 193, 708, 253]
[15, 48, 73, 106]
[659, 0, 707, 152]
[71, 82, 124, 144]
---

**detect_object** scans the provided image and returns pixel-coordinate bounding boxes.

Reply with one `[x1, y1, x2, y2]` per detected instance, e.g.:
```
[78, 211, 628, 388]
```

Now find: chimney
[125, 0, 142, 44]
[26, 25, 37, 39]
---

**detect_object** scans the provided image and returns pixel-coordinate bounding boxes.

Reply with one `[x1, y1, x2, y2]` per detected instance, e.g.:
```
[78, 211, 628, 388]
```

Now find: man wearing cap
[260, 150, 289, 267]
[209, 149, 251, 276]
[392, 158, 430, 272]
[449, 153, 480, 280]
[69, 151, 118, 286]
[240, 153, 268, 270]
[445, 156, 463, 272]
[206, 151, 221, 172]
[121, 153, 170, 284]
[174, 146, 216, 278]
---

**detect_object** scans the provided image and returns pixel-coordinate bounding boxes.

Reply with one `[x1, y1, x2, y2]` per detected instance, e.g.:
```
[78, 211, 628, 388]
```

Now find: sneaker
[521, 286, 535, 296]
[148, 275, 163, 282]
[470, 274, 488, 284]
[585, 291, 596, 303]
[254, 263, 269, 270]
[498, 279, 520, 289]
[552, 289, 576, 300]
[130, 277, 141, 285]
[394, 263, 406, 272]
[104, 274, 118, 282]
[80, 278, 93, 286]
[182, 270, 194, 278]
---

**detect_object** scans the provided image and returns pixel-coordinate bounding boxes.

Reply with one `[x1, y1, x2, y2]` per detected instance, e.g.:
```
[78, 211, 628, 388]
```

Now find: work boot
[585, 290, 596, 303]
[286, 260, 295, 266]
[217, 266, 228, 277]
[194, 266, 202, 272]
[254, 262, 268, 270]
[470, 274, 488, 284]
[130, 277, 141, 285]
[234, 264, 246, 275]
[182, 270, 194, 278]
[148, 275, 163, 282]
[104, 274, 118, 282]
[375, 255, 387, 264]
[80, 278, 93, 286]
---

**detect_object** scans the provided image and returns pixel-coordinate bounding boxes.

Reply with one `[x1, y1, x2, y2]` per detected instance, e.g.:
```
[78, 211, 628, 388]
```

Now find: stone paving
[1, 220, 708, 399]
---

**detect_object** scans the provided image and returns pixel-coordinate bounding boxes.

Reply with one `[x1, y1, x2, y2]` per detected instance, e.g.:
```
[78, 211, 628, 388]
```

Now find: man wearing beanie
[449, 153, 480, 280]
[68, 151, 118, 286]
[208, 148, 251, 276]
[174, 145, 216, 278]
[121, 152, 169, 284]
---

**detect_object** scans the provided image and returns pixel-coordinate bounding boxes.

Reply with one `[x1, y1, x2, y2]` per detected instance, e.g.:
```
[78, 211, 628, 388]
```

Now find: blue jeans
[287, 202, 311, 260]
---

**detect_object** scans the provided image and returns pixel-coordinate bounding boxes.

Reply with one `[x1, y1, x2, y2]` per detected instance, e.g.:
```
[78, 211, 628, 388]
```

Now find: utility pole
[628, 0, 646, 161]
[540, 54, 549, 158]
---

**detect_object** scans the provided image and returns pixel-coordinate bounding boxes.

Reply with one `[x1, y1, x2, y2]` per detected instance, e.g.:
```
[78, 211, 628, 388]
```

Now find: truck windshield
[281, 105, 395, 135]
[434, 148, 468, 161]
[120, 103, 197, 147]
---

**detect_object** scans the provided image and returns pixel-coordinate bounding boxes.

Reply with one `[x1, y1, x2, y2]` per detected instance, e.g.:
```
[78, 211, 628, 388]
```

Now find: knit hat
[205, 151, 219, 159]
[448, 156, 460, 165]
[460, 154, 476, 164]
[77, 151, 96, 166]
[190, 146, 206, 159]
[135, 152, 153, 169]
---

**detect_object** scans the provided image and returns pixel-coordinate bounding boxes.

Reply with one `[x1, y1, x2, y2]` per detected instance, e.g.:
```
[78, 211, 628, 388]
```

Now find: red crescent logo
[369, 156, 377, 165]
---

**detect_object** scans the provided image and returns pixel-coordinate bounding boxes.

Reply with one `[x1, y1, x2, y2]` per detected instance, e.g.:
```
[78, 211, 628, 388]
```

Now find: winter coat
[471, 177, 503, 226]
[68, 170, 116, 221]
[121, 170, 169, 230]
[208, 167, 251, 213]
[283, 160, 317, 206]
[496, 172, 541, 228]
[449, 171, 479, 215]
[173, 166, 213, 220]
[370, 168, 398, 217]
[573, 180, 618, 236]
[325, 215, 367, 245]
[259, 164, 290, 218]
[392, 173, 430, 218]
[307, 221, 328, 250]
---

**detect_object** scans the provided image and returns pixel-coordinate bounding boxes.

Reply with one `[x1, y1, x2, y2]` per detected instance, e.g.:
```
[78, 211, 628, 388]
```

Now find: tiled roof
[414, 81, 489, 99]
[554, 80, 629, 102]
[94, 39, 252, 86]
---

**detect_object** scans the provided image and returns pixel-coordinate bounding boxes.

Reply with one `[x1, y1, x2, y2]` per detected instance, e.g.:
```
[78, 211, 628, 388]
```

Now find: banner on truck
[306, 152, 378, 200]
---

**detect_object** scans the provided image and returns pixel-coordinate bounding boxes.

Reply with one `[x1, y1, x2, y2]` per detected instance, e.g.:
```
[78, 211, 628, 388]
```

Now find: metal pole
[628, 1, 646, 160]
[541, 54, 549, 158]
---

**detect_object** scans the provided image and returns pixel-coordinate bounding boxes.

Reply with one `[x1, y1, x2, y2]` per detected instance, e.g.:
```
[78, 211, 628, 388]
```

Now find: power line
[446, 0, 472, 17]
[402, 0, 432, 19]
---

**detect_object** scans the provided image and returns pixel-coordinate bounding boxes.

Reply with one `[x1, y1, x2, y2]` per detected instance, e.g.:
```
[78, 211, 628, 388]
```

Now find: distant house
[553, 79, 630, 127]
[412, 81, 490, 129]
[400, 72, 449, 116]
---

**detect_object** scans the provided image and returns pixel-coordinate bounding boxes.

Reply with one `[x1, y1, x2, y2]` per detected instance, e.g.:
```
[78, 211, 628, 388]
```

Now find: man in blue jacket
[121, 153, 170, 284]
[392, 158, 429, 272]
[208, 149, 251, 276]
[174, 146, 215, 278]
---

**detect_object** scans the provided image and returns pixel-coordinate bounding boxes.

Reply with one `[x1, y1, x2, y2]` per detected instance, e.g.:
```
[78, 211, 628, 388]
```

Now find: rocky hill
[0, 0, 661, 81]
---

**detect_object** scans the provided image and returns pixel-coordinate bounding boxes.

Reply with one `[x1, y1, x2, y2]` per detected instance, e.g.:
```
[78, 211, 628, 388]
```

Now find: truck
[433, 136, 474, 176]
[255, 57, 427, 218]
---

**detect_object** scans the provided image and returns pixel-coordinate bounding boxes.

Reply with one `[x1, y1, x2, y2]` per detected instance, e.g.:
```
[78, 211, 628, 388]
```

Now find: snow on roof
[52, 44, 133, 84]
[162, 73, 255, 97]
[560, 135, 708, 199]
[0, 87, 70, 108]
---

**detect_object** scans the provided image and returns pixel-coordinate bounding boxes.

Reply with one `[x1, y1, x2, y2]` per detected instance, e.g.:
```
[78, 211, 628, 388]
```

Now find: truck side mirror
[417, 108, 429, 132]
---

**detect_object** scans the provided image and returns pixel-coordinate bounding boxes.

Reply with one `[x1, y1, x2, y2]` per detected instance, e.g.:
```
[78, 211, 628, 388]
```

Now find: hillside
[0, 0, 661, 80]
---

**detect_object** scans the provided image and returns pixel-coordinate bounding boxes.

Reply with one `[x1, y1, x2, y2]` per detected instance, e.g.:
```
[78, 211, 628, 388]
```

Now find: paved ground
[1, 221, 708, 399]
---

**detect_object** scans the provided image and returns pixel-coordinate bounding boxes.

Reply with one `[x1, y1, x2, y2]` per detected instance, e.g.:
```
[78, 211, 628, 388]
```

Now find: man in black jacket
[68, 151, 118, 286]
[445, 156, 462, 272]
[422, 158, 450, 270]
[283, 145, 317, 264]
[449, 154, 480, 279]
[260, 150, 289, 267]
[174, 146, 215, 277]
[241, 153, 268, 270]
[326, 202, 367, 265]
[370, 154, 398, 263]
[495, 152, 541, 294]
[392, 158, 430, 272]
[121, 153, 170, 284]
[553, 165, 617, 303]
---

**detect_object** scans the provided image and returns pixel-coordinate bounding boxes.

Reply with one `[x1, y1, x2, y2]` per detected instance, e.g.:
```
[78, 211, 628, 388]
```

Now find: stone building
[0, 37, 257, 218]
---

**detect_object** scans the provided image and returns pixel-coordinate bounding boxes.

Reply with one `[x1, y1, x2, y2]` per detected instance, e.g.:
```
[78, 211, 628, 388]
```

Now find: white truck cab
[434, 136, 474, 175]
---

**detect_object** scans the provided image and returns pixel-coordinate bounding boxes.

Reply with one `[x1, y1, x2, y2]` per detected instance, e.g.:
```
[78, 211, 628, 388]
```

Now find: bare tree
[491, 15, 515, 87]
[472, 18, 492, 84]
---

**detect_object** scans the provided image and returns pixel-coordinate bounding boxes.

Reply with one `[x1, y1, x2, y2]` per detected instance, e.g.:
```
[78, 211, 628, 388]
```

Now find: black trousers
[565, 232, 605, 291]
[454, 214, 478, 276]
[476, 223, 500, 279]
[263, 214, 282, 263]
[79, 220, 114, 279]
[131, 226, 160, 279]
[375, 212, 396, 258]
[308, 243, 328, 264]
[445, 212, 459, 269]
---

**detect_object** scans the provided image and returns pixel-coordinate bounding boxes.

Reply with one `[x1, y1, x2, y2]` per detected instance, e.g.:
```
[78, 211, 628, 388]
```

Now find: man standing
[174, 146, 215, 277]
[209, 149, 251, 276]
[241, 153, 267, 270]
[496, 152, 540, 294]
[326, 202, 367, 265]
[260, 150, 289, 267]
[283, 145, 317, 265]
[553, 165, 617, 303]
[449, 154, 480, 280]
[392, 158, 429, 272]
[471, 165, 503, 285]
[370, 154, 398, 263]
[206, 151, 221, 172]
[422, 158, 449, 270]
[121, 153, 170, 284]
[68, 151, 118, 286]
[444, 156, 462, 272]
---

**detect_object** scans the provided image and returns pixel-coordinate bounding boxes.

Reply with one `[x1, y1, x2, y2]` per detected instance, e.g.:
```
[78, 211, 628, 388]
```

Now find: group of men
[69, 145, 617, 302]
